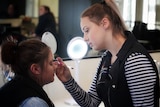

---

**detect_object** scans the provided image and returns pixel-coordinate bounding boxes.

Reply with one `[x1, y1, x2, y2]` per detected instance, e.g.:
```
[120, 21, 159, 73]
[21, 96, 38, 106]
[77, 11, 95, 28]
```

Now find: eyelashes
[84, 28, 89, 34]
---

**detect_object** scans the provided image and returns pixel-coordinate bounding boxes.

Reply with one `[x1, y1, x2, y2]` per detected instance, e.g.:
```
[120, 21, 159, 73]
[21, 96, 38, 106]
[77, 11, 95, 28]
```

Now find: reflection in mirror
[0, 0, 26, 19]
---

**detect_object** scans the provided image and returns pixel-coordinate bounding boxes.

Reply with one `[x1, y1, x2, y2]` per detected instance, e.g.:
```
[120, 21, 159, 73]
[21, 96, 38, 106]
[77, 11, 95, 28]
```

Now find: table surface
[54, 98, 105, 107]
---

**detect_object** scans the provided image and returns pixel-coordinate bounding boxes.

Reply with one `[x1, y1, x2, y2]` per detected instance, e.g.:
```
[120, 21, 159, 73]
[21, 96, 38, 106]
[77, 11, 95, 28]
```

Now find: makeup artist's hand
[55, 57, 72, 82]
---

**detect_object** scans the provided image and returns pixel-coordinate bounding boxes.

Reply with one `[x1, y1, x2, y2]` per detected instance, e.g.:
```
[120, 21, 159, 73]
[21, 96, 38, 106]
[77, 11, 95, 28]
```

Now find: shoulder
[19, 97, 49, 107]
[126, 52, 147, 60]
[125, 52, 151, 65]
[125, 52, 156, 74]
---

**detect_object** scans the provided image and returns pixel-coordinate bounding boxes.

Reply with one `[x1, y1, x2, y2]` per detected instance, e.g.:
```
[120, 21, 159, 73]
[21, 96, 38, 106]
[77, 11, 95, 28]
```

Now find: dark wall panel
[58, 0, 91, 58]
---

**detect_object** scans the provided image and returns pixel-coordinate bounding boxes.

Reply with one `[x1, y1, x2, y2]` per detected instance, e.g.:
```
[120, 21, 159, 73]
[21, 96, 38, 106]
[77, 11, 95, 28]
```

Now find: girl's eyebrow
[53, 59, 60, 64]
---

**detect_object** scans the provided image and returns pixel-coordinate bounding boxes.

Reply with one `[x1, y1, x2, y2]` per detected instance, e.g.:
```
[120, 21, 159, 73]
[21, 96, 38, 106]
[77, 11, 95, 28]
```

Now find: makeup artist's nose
[83, 34, 89, 42]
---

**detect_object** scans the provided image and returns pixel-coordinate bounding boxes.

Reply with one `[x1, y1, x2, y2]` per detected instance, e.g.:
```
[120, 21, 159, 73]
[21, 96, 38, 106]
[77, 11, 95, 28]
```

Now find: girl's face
[40, 50, 57, 85]
[80, 17, 107, 51]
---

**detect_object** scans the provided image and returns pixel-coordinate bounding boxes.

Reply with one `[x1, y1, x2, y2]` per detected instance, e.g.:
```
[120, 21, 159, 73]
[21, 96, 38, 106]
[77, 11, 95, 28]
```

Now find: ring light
[67, 37, 88, 60]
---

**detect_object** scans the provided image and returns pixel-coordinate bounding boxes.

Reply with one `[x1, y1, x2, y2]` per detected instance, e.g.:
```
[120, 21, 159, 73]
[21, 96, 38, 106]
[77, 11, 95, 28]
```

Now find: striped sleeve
[125, 52, 157, 107]
[63, 74, 101, 107]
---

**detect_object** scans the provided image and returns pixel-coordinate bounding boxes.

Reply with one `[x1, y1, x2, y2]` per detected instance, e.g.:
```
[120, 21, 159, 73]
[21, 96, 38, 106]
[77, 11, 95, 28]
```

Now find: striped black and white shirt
[63, 52, 157, 107]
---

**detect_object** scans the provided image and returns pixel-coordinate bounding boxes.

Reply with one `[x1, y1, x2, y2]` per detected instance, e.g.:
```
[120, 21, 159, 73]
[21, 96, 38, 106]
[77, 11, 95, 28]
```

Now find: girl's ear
[30, 64, 41, 75]
[101, 17, 110, 29]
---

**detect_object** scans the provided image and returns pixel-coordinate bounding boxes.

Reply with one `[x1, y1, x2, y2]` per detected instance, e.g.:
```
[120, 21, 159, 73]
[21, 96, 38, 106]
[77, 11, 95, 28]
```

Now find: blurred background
[0, 0, 159, 58]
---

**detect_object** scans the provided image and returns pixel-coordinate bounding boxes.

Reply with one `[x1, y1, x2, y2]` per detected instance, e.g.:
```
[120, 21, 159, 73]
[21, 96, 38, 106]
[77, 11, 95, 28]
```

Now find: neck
[108, 34, 126, 64]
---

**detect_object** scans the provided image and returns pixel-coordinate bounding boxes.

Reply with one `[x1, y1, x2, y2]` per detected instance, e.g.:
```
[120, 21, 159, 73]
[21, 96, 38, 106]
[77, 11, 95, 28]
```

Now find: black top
[0, 75, 55, 107]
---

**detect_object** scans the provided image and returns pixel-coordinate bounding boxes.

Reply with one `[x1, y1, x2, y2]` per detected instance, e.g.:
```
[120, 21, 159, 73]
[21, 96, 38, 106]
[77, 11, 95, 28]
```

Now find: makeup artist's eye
[84, 28, 89, 33]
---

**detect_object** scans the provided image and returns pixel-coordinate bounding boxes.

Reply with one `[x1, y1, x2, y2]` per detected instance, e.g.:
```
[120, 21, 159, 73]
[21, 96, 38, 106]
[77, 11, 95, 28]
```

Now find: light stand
[65, 36, 88, 106]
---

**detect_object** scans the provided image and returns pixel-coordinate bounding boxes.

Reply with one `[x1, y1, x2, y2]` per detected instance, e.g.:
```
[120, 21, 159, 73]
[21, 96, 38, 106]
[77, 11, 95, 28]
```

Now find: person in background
[0, 38, 57, 107]
[33, 5, 60, 56]
[56, 0, 159, 107]
[5, 4, 19, 19]
[34, 5, 57, 39]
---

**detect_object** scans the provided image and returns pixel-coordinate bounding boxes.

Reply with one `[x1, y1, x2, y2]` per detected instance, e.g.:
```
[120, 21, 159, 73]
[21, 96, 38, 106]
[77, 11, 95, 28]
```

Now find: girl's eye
[49, 59, 56, 65]
[52, 59, 59, 65]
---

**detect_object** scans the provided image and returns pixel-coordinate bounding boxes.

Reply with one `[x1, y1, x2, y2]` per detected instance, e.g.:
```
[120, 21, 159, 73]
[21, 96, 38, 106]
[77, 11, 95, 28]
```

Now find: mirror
[0, 0, 160, 59]
[41, 31, 57, 54]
